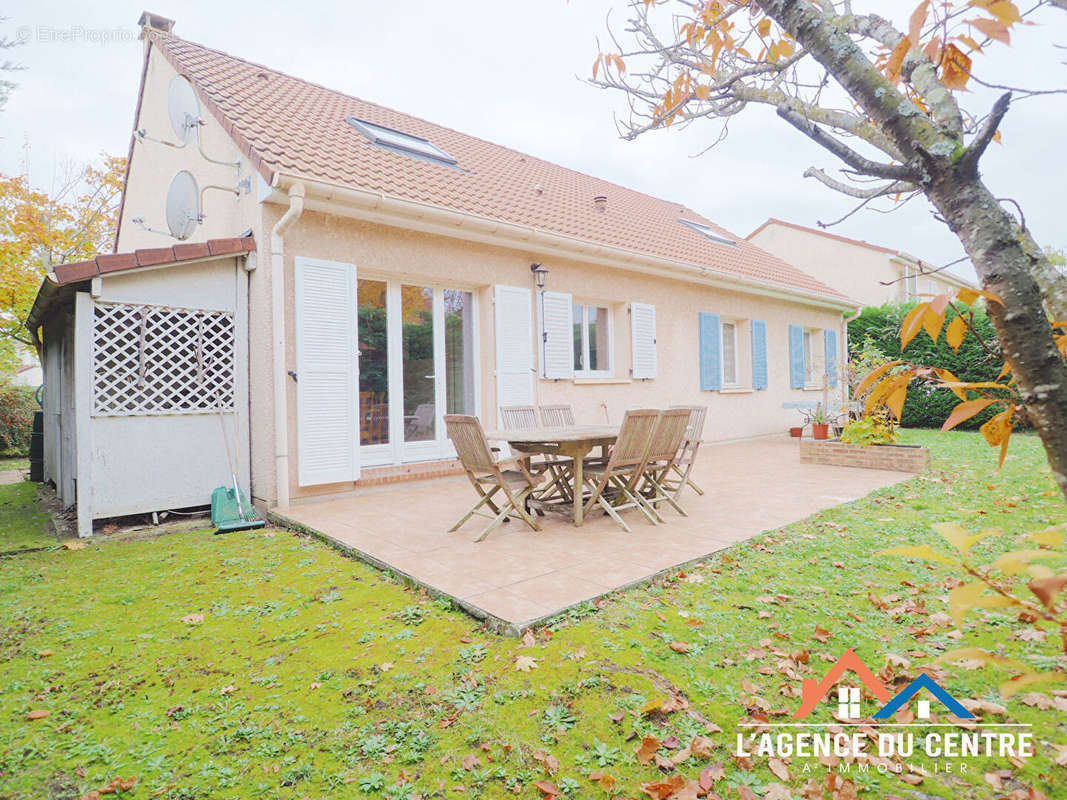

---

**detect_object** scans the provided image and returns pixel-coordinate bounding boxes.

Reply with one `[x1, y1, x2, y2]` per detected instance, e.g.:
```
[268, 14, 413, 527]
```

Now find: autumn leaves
[856, 286, 1062, 468]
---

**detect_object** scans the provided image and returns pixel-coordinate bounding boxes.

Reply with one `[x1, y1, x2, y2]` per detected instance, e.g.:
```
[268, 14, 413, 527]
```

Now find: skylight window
[678, 218, 736, 247]
[347, 116, 457, 166]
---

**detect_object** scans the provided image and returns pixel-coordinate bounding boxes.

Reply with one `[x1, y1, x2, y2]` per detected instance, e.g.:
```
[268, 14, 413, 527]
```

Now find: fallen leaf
[461, 753, 481, 771]
[768, 757, 790, 781]
[533, 780, 559, 798]
[180, 613, 204, 625]
[669, 641, 691, 654]
[25, 710, 49, 720]
[514, 655, 538, 672]
[635, 735, 660, 765]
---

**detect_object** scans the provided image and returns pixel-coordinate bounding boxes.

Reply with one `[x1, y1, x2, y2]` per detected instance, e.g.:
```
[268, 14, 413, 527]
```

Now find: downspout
[270, 182, 305, 509]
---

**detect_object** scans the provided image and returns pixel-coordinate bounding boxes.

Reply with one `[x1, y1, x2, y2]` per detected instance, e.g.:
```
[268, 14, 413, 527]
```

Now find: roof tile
[149, 31, 849, 303]
[51, 237, 257, 286]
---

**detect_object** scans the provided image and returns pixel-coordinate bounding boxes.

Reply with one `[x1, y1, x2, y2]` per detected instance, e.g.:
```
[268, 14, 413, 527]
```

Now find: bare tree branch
[776, 105, 922, 181]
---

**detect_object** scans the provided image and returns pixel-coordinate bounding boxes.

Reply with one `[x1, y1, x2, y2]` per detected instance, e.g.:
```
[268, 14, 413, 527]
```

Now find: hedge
[0, 381, 37, 456]
[848, 302, 1006, 430]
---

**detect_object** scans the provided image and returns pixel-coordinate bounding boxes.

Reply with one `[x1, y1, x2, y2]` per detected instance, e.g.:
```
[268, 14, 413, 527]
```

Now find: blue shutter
[699, 312, 721, 390]
[751, 320, 768, 389]
[788, 324, 805, 389]
[824, 328, 839, 388]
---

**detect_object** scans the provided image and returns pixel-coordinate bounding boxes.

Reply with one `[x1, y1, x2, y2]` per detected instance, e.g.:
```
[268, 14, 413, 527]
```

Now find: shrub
[0, 381, 37, 456]
[840, 414, 898, 446]
[848, 302, 1004, 429]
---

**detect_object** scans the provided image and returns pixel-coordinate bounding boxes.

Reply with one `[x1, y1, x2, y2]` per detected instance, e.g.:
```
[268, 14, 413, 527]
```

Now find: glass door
[401, 285, 439, 461]
[358, 279, 477, 465]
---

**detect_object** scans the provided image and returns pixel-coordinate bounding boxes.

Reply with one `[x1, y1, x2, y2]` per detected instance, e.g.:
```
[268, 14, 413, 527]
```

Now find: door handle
[423, 375, 435, 379]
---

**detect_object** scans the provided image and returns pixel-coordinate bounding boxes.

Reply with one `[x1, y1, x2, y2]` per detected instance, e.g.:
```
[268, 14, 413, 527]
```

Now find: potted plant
[789, 423, 804, 438]
[810, 404, 830, 440]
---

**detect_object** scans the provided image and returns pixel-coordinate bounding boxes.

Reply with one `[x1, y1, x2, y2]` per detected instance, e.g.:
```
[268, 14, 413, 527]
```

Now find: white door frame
[358, 276, 480, 467]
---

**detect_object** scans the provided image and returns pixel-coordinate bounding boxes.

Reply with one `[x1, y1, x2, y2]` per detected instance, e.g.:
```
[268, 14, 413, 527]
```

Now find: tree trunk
[756, 0, 1067, 503]
[926, 171, 1067, 501]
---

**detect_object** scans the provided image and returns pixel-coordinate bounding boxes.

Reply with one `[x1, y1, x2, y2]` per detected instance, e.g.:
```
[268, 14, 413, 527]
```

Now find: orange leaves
[980, 404, 1016, 466]
[958, 286, 1005, 306]
[865, 371, 914, 421]
[940, 43, 973, 90]
[941, 398, 997, 432]
[900, 301, 931, 350]
[591, 53, 626, 81]
[855, 360, 905, 398]
[946, 315, 968, 353]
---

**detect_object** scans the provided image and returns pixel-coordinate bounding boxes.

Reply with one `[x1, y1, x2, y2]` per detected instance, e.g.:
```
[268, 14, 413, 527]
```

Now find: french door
[357, 279, 477, 466]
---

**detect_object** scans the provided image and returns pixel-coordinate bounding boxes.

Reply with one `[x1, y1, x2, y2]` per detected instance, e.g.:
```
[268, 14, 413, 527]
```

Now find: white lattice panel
[92, 301, 235, 416]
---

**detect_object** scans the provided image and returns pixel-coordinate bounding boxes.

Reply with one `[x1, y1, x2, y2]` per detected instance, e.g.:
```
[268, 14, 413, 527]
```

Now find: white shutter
[538, 290, 574, 379]
[295, 256, 359, 486]
[494, 285, 534, 414]
[631, 302, 657, 379]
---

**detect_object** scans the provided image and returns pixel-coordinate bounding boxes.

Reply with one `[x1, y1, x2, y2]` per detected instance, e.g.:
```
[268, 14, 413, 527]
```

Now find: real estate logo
[735, 648, 1033, 776]
[793, 648, 974, 721]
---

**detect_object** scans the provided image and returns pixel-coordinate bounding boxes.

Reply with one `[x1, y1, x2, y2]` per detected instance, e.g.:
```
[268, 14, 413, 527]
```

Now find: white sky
[3, 1, 1065, 283]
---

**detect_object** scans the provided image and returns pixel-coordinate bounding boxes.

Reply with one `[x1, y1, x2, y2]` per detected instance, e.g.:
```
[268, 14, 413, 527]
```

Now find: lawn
[0, 430, 1063, 800]
[0, 482, 55, 554]
[0, 457, 29, 473]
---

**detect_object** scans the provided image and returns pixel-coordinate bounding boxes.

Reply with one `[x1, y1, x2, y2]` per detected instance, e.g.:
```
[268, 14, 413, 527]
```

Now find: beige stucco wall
[749, 224, 968, 309]
[254, 205, 848, 506]
[749, 225, 902, 308]
[115, 44, 259, 252]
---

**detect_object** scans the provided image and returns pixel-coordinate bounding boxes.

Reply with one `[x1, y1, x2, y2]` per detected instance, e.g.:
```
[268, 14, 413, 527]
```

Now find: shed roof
[25, 236, 256, 333]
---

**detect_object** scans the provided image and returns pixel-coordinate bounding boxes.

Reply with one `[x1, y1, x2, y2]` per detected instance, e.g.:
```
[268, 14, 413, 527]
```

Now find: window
[802, 328, 825, 388]
[572, 302, 612, 377]
[927, 278, 938, 295]
[721, 321, 739, 386]
[677, 218, 737, 246]
[905, 268, 918, 297]
[347, 117, 457, 166]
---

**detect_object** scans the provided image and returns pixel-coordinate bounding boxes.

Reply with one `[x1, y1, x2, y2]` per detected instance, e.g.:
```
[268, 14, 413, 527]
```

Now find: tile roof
[52, 236, 256, 285]
[747, 218, 976, 289]
[747, 217, 900, 256]
[147, 31, 850, 303]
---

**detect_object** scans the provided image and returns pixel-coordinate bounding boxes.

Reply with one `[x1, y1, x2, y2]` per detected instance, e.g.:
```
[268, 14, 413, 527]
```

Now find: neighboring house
[747, 218, 976, 309]
[25, 13, 859, 536]
[9, 345, 43, 389]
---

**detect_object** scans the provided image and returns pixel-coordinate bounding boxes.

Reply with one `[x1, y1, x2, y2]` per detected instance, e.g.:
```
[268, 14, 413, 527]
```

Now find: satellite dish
[168, 76, 200, 142]
[165, 170, 200, 240]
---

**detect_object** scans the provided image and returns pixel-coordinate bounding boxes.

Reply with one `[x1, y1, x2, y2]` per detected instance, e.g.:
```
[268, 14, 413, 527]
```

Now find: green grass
[0, 430, 1064, 800]
[0, 483, 54, 553]
[0, 457, 29, 473]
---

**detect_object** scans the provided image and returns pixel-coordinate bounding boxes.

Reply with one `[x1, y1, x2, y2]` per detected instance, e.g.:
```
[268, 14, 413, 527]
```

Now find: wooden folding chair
[663, 405, 707, 499]
[539, 404, 575, 427]
[580, 409, 660, 533]
[526, 404, 580, 505]
[500, 405, 538, 429]
[444, 415, 542, 542]
[638, 408, 692, 519]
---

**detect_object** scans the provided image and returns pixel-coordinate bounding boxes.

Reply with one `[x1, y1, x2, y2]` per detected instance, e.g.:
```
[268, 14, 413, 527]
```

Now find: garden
[0, 429, 1063, 800]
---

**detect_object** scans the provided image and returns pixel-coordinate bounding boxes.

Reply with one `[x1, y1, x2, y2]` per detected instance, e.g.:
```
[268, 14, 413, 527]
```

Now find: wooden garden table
[483, 425, 619, 527]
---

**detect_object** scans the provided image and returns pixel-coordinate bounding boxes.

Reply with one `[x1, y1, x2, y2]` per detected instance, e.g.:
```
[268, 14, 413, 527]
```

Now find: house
[25, 12, 860, 537]
[747, 218, 976, 309]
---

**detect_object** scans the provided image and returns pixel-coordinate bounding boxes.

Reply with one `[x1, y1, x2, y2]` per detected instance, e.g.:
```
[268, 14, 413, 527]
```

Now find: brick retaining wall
[798, 440, 930, 473]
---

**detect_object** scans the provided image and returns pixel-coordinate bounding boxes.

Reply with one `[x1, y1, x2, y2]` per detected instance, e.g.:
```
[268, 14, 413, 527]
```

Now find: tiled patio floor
[274, 436, 911, 632]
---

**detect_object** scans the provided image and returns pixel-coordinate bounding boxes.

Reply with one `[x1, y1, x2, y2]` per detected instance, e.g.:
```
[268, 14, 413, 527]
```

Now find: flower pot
[812, 424, 830, 440]
[789, 427, 803, 438]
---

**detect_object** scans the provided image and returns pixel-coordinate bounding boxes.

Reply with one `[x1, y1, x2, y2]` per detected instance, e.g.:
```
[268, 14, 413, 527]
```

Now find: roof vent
[138, 11, 176, 33]
[593, 195, 607, 212]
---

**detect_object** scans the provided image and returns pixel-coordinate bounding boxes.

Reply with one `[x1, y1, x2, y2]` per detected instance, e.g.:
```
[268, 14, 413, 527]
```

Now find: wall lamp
[530, 262, 549, 289]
